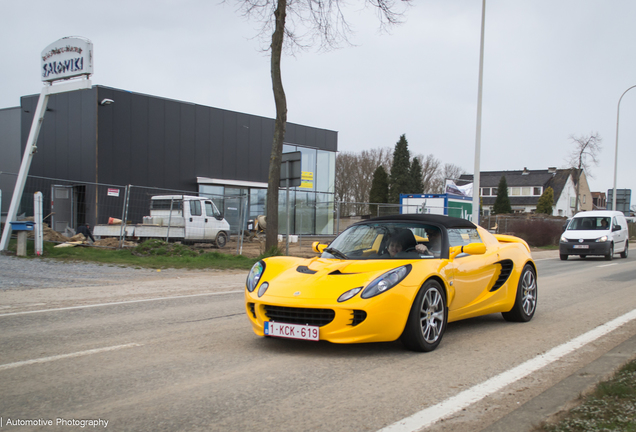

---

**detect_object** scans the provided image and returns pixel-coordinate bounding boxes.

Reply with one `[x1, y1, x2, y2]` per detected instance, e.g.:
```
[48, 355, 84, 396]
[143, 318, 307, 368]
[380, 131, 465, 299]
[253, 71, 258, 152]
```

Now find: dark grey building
[1, 85, 337, 234]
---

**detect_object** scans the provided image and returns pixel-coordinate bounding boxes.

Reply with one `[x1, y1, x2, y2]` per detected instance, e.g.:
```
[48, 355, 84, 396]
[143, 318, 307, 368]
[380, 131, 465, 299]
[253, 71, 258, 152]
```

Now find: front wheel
[401, 280, 447, 352]
[560, 254, 568, 261]
[605, 243, 614, 261]
[502, 264, 537, 322]
[620, 241, 628, 259]
[215, 231, 228, 248]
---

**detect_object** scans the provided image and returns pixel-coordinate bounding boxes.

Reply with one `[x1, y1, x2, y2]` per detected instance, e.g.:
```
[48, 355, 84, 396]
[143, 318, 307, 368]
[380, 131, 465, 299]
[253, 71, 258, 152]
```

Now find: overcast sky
[2, 0, 636, 198]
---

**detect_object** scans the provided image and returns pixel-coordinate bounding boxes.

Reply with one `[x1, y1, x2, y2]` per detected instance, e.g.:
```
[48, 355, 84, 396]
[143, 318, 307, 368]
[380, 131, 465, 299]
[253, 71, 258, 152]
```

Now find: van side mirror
[613, 225, 621, 231]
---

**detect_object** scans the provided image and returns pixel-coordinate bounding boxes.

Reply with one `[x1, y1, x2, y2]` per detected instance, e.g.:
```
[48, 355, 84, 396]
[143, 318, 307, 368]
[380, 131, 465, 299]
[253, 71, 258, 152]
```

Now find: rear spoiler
[493, 234, 531, 253]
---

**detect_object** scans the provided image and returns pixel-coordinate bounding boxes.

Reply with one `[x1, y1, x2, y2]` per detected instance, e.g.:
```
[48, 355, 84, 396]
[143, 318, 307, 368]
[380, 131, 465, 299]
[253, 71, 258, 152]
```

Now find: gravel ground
[0, 254, 187, 290]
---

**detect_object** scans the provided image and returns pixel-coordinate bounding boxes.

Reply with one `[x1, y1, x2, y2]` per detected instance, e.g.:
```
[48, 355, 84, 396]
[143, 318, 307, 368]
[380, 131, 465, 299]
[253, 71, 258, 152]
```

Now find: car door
[612, 216, 628, 252]
[185, 199, 205, 240]
[447, 228, 501, 319]
[204, 200, 223, 240]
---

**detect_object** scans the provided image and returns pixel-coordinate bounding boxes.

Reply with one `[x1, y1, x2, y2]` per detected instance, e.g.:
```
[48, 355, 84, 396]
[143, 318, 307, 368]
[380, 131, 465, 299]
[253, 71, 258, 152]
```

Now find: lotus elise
[245, 214, 537, 352]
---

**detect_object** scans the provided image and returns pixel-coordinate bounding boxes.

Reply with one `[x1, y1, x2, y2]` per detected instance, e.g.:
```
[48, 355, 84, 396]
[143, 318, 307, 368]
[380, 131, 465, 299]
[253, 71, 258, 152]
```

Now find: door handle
[205, 219, 208, 222]
[190, 218, 193, 222]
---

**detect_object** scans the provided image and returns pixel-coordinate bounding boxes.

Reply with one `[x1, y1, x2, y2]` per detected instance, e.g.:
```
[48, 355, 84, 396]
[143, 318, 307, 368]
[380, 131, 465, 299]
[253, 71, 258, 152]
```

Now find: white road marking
[378, 307, 636, 432]
[597, 263, 618, 268]
[0, 290, 244, 317]
[0, 343, 142, 371]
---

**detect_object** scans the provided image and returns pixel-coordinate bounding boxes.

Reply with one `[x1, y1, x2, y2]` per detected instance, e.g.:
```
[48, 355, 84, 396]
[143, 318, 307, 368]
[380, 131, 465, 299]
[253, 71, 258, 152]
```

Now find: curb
[480, 332, 636, 432]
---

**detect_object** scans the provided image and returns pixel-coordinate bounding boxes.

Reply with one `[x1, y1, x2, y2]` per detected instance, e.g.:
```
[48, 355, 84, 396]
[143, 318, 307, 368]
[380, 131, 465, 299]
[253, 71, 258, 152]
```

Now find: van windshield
[567, 217, 611, 231]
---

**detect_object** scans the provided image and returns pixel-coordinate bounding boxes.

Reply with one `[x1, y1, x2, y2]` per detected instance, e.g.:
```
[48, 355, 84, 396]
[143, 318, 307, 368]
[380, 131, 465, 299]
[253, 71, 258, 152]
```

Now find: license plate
[573, 245, 589, 249]
[264, 322, 319, 341]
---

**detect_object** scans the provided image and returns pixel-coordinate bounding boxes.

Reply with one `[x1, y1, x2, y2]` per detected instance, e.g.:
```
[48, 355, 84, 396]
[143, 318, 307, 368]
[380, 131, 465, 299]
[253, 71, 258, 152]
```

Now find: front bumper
[560, 241, 611, 256]
[244, 290, 413, 344]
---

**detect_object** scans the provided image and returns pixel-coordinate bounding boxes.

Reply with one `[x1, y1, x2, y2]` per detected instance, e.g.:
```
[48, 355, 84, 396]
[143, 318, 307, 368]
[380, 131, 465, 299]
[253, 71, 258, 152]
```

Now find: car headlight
[338, 287, 362, 303]
[258, 282, 269, 297]
[246, 260, 265, 292]
[361, 265, 412, 299]
[560, 236, 568, 243]
[596, 236, 608, 243]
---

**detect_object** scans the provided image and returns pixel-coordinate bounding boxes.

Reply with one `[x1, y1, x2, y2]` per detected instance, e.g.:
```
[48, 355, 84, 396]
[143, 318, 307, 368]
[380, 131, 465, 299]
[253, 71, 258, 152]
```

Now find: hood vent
[296, 266, 317, 274]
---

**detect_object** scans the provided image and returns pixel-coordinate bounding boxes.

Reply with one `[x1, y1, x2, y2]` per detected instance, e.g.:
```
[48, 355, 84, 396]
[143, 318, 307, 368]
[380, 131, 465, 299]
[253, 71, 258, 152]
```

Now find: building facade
[1, 85, 337, 234]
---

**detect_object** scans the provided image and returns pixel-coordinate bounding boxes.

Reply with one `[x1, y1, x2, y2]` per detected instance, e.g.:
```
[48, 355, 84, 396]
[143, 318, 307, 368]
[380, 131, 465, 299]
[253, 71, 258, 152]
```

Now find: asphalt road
[1, 252, 635, 432]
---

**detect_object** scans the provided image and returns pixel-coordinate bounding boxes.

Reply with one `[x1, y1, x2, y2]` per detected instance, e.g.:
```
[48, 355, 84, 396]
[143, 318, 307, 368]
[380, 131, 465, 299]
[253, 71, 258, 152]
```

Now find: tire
[620, 241, 628, 259]
[605, 243, 613, 261]
[502, 264, 537, 323]
[401, 280, 447, 352]
[579, 255, 586, 259]
[560, 254, 568, 261]
[215, 231, 228, 248]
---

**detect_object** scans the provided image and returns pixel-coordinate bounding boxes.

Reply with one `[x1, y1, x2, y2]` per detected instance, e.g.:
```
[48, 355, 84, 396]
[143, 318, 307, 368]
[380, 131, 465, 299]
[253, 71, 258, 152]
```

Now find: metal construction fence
[4, 172, 604, 250]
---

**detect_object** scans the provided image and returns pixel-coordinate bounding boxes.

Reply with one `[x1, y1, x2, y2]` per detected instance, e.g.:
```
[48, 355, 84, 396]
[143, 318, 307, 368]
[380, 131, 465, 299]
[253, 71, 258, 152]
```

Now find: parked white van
[560, 210, 629, 260]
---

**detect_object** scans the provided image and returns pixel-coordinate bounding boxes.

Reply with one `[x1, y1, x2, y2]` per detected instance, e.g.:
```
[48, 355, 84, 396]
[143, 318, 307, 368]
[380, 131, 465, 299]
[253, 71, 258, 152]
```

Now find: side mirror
[449, 243, 487, 260]
[216, 213, 224, 221]
[613, 225, 621, 231]
[312, 241, 327, 254]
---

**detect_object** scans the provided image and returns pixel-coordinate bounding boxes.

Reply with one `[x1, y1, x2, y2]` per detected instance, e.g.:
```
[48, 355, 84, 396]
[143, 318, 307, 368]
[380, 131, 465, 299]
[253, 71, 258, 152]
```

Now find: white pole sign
[41, 37, 93, 82]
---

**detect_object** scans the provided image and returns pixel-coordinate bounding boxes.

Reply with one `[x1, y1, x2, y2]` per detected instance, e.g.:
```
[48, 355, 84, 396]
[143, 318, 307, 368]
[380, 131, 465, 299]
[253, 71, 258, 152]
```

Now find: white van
[559, 210, 629, 260]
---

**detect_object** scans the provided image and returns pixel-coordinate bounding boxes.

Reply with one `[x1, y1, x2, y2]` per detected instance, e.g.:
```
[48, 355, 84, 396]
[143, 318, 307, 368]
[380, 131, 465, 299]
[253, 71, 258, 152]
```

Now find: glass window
[316, 150, 335, 193]
[533, 187, 542, 196]
[249, 188, 267, 220]
[492, 187, 498, 195]
[447, 228, 481, 247]
[298, 147, 317, 191]
[521, 187, 532, 196]
[205, 201, 220, 218]
[278, 189, 295, 234]
[481, 188, 490, 196]
[295, 192, 316, 235]
[190, 200, 202, 216]
[316, 193, 334, 235]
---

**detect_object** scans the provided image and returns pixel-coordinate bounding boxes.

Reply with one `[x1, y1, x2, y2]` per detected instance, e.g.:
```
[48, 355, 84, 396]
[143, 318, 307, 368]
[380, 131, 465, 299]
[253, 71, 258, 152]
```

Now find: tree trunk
[265, 0, 288, 251]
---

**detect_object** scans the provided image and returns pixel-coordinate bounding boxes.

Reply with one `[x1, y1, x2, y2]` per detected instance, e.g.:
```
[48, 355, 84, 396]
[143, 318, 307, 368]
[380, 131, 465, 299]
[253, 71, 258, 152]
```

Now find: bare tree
[235, 0, 410, 250]
[567, 132, 602, 213]
[416, 154, 441, 193]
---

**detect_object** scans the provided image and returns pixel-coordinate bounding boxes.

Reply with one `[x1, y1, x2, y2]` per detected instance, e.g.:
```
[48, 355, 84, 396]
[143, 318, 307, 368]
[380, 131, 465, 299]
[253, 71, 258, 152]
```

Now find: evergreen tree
[536, 186, 554, 215]
[389, 134, 411, 203]
[368, 166, 389, 216]
[409, 157, 424, 195]
[493, 176, 512, 214]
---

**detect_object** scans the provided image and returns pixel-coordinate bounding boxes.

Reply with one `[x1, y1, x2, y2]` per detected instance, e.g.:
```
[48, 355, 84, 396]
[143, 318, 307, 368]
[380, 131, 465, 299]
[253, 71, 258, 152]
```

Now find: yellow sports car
[245, 214, 537, 352]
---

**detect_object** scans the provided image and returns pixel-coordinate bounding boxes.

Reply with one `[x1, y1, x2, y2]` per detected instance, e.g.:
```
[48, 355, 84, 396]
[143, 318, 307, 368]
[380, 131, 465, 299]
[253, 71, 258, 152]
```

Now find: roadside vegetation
[536, 358, 636, 432]
[4, 239, 276, 270]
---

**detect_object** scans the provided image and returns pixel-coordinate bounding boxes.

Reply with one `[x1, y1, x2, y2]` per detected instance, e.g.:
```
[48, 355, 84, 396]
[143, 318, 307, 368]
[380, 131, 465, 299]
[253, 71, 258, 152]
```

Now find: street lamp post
[612, 85, 636, 212]
[472, 0, 486, 224]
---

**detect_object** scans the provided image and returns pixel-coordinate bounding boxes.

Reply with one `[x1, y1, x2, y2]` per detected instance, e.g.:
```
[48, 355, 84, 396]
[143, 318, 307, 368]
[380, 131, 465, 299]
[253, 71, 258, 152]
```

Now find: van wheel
[620, 241, 628, 259]
[560, 254, 568, 261]
[215, 231, 228, 248]
[605, 243, 614, 261]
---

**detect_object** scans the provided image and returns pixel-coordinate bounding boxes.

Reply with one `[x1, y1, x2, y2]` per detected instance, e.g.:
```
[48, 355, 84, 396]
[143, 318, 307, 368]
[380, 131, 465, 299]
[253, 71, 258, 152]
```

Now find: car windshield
[322, 222, 443, 260]
[567, 217, 611, 231]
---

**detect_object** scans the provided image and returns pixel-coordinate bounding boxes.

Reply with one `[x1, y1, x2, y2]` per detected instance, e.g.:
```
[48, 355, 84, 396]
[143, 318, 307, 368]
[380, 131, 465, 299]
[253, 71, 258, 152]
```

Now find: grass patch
[537, 358, 636, 432]
[6, 239, 260, 270]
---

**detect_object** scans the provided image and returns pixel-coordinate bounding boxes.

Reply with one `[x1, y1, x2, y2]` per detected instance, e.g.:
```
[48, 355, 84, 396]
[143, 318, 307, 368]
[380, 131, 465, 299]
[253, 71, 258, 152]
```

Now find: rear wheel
[401, 280, 447, 352]
[620, 241, 628, 259]
[605, 243, 614, 261]
[579, 255, 586, 259]
[502, 264, 537, 322]
[215, 231, 228, 248]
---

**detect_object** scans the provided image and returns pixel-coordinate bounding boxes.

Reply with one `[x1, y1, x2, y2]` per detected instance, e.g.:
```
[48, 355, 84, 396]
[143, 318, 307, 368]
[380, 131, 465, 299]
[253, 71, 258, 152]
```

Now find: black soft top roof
[360, 214, 476, 229]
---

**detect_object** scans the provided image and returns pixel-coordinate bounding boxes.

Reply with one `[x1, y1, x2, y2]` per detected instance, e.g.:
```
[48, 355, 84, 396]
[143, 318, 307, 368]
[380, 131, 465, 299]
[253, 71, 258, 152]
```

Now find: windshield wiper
[324, 247, 348, 260]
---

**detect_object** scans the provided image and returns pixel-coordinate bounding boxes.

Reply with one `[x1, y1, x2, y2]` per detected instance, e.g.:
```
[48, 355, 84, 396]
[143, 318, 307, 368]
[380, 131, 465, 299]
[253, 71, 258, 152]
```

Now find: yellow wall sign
[300, 171, 314, 189]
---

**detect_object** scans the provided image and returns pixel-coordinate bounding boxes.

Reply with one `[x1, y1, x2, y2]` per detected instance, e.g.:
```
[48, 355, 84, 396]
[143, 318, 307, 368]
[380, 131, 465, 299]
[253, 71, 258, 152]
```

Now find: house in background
[459, 167, 593, 218]
[592, 192, 607, 210]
